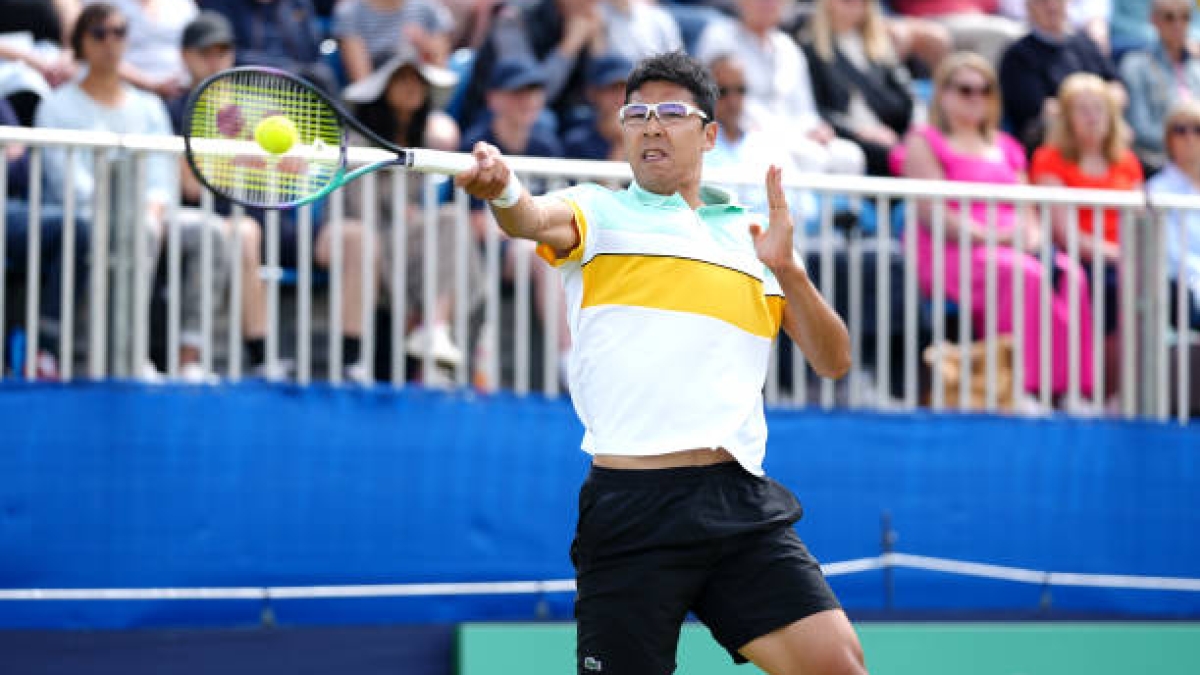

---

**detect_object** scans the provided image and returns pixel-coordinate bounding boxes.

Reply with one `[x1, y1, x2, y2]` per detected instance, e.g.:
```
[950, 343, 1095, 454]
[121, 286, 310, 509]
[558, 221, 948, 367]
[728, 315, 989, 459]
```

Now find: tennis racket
[183, 66, 475, 210]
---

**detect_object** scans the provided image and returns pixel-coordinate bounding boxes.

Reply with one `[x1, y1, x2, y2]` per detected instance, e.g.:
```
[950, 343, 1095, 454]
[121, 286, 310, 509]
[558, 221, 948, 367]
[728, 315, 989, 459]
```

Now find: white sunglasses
[618, 101, 709, 127]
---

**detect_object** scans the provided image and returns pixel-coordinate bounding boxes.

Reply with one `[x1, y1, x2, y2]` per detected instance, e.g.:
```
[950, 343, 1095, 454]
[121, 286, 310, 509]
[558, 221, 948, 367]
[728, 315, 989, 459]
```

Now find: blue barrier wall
[0, 383, 1197, 628]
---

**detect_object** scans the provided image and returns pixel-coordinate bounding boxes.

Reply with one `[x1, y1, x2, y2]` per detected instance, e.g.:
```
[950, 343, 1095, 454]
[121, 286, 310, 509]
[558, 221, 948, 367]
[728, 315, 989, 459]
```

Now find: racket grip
[406, 149, 476, 175]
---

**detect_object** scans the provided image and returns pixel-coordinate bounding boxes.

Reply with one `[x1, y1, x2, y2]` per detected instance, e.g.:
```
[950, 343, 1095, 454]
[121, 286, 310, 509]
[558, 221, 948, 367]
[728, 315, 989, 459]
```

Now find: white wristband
[489, 171, 523, 209]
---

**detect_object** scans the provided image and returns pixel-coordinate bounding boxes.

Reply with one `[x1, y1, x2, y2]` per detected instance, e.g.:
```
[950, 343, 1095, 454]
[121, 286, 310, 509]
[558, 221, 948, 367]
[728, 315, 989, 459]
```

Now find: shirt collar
[1031, 27, 1068, 46]
[1152, 40, 1191, 64]
[1161, 162, 1199, 191]
[626, 180, 744, 213]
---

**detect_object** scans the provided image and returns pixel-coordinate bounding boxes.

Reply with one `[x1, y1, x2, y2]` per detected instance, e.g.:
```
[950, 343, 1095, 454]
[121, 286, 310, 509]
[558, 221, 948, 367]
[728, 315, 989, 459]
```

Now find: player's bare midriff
[592, 447, 736, 469]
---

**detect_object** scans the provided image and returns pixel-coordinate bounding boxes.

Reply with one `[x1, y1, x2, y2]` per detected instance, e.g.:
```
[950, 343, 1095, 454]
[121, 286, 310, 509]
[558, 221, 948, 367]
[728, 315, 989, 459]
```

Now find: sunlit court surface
[3, 6, 1200, 672]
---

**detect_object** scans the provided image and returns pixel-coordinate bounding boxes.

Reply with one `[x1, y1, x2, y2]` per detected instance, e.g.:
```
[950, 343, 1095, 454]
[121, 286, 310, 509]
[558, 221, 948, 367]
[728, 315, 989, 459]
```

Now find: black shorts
[570, 462, 840, 675]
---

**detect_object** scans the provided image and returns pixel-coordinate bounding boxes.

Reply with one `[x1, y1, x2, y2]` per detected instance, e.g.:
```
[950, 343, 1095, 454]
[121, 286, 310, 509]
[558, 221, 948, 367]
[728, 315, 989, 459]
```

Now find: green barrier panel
[458, 622, 1200, 675]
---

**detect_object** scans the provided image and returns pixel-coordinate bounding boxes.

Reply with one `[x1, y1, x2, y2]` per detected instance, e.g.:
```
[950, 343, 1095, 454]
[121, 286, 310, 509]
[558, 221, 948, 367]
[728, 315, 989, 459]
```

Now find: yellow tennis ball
[254, 115, 298, 155]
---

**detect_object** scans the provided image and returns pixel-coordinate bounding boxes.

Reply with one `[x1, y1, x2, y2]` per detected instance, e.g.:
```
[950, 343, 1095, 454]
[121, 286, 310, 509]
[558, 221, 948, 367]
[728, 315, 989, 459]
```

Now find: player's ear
[702, 120, 718, 151]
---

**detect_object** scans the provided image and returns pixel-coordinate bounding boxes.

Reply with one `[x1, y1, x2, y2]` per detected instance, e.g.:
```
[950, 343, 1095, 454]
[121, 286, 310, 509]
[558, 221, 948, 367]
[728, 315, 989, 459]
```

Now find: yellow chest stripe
[581, 254, 784, 338]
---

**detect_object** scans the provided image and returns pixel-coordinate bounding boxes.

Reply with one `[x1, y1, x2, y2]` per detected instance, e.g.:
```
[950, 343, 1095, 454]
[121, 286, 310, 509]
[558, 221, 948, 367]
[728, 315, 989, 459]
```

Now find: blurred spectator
[563, 52, 631, 161]
[1032, 72, 1140, 269]
[342, 45, 480, 380]
[458, 0, 605, 134]
[999, 0, 1124, 156]
[901, 52, 1095, 401]
[1119, 0, 1200, 172]
[0, 0, 79, 126]
[1031, 73, 1141, 338]
[444, 0, 500, 51]
[802, 0, 915, 177]
[2, 96, 90, 379]
[601, 0, 683, 63]
[1031, 72, 1141, 399]
[172, 11, 378, 381]
[1000, 0, 1112, 53]
[889, 0, 1024, 66]
[97, 0, 198, 100]
[462, 56, 564, 220]
[461, 56, 569, 376]
[198, 0, 338, 93]
[1110, 0, 1200, 57]
[1146, 100, 1200, 329]
[696, 0, 866, 175]
[333, 0, 454, 83]
[35, 2, 225, 381]
[168, 10, 276, 379]
[704, 53, 818, 227]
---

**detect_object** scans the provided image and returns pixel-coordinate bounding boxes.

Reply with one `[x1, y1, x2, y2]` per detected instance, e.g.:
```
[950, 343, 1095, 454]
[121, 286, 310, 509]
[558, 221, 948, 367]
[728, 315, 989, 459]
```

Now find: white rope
[3, 553, 1197, 601]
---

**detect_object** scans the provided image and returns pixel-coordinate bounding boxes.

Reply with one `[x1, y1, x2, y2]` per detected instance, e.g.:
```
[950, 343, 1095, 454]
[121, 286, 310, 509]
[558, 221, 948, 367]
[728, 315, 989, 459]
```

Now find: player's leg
[692, 470, 863, 675]
[572, 466, 714, 675]
[738, 609, 866, 675]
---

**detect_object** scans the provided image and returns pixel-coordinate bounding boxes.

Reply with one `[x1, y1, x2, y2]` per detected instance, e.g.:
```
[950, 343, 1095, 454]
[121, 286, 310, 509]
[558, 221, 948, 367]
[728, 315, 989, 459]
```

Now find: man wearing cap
[563, 52, 632, 162]
[461, 55, 570, 385]
[461, 55, 565, 208]
[458, 0, 606, 133]
[201, 0, 337, 94]
[164, 10, 275, 381]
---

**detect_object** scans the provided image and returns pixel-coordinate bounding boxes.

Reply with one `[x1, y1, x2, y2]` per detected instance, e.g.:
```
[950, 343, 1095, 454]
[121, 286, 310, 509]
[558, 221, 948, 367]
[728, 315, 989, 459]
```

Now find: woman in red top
[1031, 72, 1143, 268]
[1031, 72, 1141, 399]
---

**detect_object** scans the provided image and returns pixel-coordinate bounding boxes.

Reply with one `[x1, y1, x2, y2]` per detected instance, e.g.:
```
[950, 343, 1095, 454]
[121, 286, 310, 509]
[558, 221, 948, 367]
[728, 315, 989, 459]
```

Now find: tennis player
[455, 50, 864, 675]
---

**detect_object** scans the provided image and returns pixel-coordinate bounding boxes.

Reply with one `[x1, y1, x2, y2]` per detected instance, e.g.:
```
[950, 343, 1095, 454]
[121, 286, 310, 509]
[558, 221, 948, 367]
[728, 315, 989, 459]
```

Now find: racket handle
[405, 149, 476, 175]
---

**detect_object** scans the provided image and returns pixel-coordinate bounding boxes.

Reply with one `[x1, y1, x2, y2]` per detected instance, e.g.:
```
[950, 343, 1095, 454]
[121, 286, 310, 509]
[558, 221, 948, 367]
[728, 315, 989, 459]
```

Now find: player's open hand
[455, 142, 513, 202]
[748, 166, 799, 273]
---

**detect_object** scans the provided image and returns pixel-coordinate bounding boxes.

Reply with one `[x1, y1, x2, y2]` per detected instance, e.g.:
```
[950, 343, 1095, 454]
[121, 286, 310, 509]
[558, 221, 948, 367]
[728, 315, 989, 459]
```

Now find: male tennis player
[455, 50, 864, 675]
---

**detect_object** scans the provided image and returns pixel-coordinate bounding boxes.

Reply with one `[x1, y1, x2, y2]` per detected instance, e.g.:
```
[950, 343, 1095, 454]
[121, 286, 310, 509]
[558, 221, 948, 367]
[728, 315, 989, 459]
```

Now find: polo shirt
[538, 181, 785, 476]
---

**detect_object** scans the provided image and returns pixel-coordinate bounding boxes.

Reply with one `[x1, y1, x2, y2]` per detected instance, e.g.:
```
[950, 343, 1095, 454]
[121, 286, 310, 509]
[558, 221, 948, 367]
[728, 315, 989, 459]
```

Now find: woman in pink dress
[901, 51, 1094, 400]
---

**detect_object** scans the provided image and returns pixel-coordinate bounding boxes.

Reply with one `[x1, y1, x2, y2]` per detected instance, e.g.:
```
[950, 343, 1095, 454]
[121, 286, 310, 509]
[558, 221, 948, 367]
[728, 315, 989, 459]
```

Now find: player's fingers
[453, 163, 479, 188]
[471, 142, 498, 170]
[765, 165, 785, 211]
[748, 222, 763, 238]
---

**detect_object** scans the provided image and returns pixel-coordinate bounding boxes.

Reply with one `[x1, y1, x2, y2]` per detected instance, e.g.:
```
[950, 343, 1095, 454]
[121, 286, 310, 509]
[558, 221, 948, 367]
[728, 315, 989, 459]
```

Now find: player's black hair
[625, 51, 718, 125]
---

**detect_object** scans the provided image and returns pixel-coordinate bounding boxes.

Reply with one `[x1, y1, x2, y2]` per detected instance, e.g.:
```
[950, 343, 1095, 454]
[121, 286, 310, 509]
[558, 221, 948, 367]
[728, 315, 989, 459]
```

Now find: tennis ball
[254, 115, 298, 155]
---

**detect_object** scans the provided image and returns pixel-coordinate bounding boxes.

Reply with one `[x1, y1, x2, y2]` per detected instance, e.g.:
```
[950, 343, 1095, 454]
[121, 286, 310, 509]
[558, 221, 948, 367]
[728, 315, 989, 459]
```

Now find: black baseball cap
[182, 11, 234, 50]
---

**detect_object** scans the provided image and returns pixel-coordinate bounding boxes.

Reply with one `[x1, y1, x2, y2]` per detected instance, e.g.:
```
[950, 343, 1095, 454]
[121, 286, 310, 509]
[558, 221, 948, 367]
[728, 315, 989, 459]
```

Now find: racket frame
[183, 66, 416, 210]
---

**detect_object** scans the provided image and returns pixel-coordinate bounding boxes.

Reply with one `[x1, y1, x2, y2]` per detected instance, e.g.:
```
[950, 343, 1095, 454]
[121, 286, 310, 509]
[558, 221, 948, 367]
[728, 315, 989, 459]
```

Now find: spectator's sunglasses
[949, 82, 993, 99]
[87, 24, 128, 41]
[1169, 123, 1200, 137]
[618, 101, 709, 127]
[1157, 10, 1191, 23]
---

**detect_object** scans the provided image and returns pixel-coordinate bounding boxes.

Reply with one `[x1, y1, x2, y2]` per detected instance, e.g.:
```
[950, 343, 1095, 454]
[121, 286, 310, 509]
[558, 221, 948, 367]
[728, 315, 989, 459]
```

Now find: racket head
[184, 66, 347, 209]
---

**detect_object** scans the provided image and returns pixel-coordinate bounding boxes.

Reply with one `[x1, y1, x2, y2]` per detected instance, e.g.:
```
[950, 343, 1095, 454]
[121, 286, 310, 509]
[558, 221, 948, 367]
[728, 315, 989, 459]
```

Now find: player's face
[622, 81, 716, 197]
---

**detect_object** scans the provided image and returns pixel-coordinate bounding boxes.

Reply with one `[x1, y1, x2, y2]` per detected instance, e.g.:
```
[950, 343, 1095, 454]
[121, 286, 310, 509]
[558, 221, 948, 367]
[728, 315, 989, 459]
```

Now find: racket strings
[188, 69, 343, 208]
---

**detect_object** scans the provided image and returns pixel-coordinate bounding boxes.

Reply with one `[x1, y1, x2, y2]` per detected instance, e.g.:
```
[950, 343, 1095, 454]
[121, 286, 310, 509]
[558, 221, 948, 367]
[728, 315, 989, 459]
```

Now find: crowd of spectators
[1, 0, 1199, 406]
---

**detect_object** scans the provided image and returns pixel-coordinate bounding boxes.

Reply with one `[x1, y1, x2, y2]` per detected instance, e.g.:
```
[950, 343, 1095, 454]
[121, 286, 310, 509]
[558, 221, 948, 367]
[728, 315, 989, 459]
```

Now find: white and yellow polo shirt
[538, 181, 784, 476]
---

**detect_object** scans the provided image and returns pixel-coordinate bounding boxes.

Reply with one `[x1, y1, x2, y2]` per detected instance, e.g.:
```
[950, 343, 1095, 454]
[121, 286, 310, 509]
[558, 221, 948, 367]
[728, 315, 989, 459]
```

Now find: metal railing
[1, 126, 1194, 423]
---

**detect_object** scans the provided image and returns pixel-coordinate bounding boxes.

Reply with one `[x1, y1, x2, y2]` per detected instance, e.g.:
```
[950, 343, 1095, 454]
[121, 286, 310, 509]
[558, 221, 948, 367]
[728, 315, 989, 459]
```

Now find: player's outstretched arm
[454, 141, 579, 255]
[749, 166, 851, 380]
